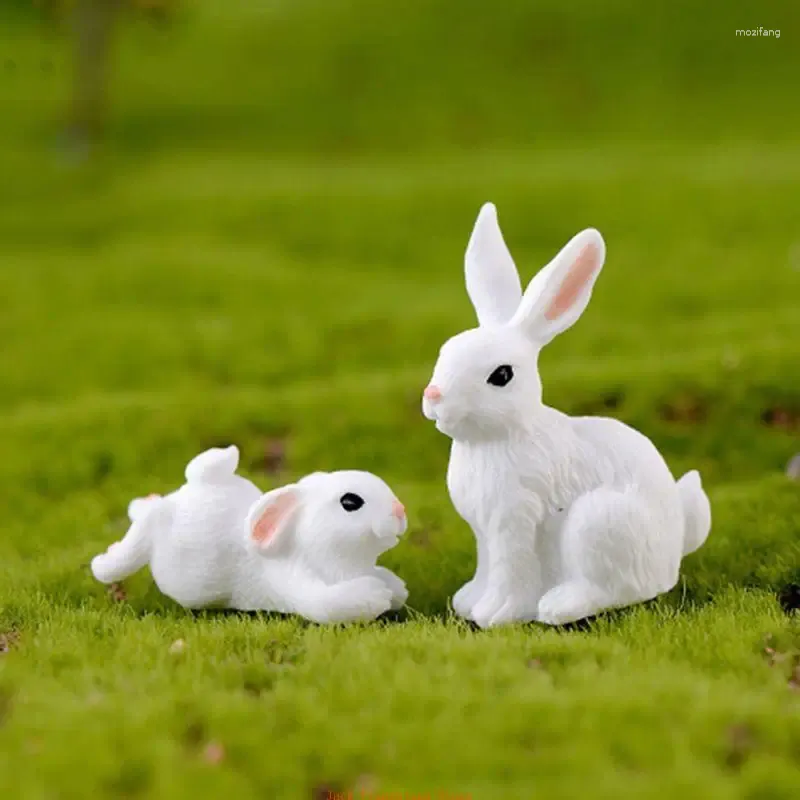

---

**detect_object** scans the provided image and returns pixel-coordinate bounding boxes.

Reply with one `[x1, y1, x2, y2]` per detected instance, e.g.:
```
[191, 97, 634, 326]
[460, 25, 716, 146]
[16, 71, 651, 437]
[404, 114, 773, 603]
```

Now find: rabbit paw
[374, 567, 408, 610]
[452, 579, 482, 619]
[537, 581, 608, 626]
[490, 600, 539, 627]
[323, 576, 393, 623]
[471, 589, 539, 629]
[471, 590, 511, 629]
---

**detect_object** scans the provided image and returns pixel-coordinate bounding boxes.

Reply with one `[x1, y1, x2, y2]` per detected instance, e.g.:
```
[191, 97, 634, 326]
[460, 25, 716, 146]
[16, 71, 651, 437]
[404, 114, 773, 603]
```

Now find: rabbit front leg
[274, 571, 394, 624]
[470, 512, 545, 629]
[451, 529, 489, 619]
[373, 566, 408, 610]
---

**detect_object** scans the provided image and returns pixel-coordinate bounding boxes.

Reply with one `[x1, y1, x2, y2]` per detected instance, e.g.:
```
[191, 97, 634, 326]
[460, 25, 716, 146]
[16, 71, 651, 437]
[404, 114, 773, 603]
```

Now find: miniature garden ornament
[91, 446, 408, 623]
[421, 203, 712, 628]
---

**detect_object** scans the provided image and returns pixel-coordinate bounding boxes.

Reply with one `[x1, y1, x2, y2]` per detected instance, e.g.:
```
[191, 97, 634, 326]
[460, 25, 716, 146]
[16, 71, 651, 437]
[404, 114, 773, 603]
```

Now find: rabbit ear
[509, 228, 605, 345]
[465, 202, 523, 326]
[246, 485, 300, 553]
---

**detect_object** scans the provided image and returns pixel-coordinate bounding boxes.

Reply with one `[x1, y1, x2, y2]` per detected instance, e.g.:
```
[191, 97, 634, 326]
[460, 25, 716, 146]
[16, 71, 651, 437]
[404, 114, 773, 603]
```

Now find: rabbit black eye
[487, 365, 514, 387]
[340, 492, 365, 512]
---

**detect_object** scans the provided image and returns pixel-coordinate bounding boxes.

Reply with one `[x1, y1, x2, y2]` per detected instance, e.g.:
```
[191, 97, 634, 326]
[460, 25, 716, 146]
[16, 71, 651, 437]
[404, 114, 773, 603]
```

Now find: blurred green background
[0, 1, 799, 797]
[1, 0, 799, 410]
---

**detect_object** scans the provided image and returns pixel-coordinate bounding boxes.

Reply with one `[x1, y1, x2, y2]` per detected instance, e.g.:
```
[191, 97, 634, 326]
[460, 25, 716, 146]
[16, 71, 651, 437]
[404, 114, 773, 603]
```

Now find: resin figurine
[422, 203, 711, 628]
[91, 446, 408, 623]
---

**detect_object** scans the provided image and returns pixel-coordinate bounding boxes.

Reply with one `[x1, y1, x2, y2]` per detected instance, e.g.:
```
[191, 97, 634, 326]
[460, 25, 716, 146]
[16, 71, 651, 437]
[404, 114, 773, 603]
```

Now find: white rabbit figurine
[422, 203, 711, 628]
[91, 446, 409, 623]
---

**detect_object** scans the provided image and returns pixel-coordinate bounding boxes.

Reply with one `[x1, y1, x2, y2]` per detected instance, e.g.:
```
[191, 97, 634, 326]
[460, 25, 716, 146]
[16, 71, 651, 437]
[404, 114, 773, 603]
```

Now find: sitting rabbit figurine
[422, 203, 711, 628]
[91, 446, 408, 623]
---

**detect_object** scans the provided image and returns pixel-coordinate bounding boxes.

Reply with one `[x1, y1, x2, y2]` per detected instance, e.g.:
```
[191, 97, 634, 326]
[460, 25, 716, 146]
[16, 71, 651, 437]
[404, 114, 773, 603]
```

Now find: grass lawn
[0, 2, 799, 797]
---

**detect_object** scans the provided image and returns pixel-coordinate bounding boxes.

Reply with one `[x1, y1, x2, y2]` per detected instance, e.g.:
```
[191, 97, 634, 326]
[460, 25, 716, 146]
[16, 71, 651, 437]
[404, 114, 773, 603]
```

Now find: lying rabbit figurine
[91, 446, 408, 623]
[422, 203, 711, 628]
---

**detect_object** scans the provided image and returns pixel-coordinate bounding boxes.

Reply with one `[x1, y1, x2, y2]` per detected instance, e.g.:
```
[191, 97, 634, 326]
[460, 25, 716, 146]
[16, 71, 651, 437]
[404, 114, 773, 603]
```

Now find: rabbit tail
[184, 445, 240, 485]
[677, 470, 711, 556]
[91, 499, 172, 584]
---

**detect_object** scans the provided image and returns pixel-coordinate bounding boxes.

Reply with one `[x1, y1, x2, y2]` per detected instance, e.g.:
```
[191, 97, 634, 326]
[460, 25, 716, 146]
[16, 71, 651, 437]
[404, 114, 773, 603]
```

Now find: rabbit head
[245, 470, 407, 569]
[422, 203, 606, 441]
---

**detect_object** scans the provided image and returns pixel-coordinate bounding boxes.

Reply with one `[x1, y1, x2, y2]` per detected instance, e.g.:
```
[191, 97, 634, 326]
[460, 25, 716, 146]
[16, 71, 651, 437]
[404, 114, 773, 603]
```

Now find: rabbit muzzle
[421, 384, 442, 421]
[374, 506, 407, 548]
[422, 391, 465, 438]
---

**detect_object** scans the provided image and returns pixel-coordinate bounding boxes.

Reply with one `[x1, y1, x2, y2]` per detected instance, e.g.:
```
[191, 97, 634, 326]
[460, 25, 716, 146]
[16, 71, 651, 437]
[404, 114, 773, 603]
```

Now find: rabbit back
[569, 415, 683, 512]
[149, 478, 262, 608]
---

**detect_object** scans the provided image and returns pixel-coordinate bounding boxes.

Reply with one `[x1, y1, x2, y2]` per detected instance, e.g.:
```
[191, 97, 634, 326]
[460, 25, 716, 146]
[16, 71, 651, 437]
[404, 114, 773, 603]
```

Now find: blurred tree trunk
[67, 0, 123, 152]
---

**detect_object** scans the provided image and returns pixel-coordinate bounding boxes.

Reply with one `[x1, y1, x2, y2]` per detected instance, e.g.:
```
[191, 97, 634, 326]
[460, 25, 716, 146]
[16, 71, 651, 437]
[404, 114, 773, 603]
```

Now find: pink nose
[423, 385, 442, 402]
[391, 500, 406, 520]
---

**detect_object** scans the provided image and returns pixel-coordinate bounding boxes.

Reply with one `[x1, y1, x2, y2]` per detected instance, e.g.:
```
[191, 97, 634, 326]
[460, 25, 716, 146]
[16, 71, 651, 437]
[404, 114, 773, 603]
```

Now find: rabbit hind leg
[537, 488, 676, 626]
[91, 519, 152, 584]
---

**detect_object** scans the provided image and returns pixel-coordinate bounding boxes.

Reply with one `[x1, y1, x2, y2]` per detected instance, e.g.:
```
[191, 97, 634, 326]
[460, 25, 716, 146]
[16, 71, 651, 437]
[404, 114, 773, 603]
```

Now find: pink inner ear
[544, 243, 599, 321]
[252, 492, 297, 546]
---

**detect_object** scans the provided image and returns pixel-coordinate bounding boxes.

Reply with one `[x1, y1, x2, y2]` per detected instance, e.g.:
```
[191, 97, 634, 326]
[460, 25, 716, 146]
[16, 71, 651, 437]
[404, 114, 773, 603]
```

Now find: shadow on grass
[23, 549, 800, 637]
